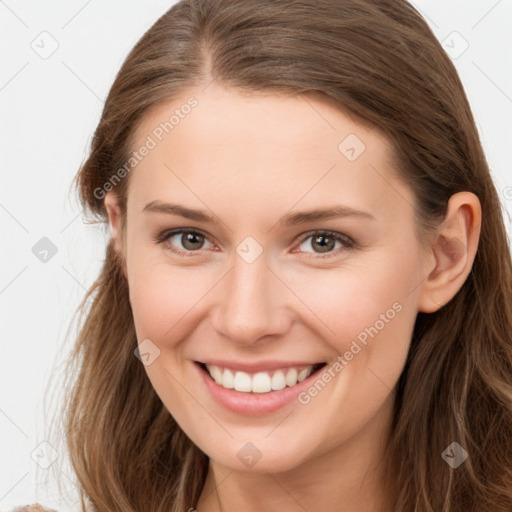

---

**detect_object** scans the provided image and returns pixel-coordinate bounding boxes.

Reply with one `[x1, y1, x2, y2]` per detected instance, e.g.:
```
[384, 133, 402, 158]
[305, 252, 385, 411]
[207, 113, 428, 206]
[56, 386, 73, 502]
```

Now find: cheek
[128, 260, 214, 343]
[291, 247, 420, 401]
[286, 254, 418, 446]
[288, 247, 419, 343]
[125, 232, 228, 354]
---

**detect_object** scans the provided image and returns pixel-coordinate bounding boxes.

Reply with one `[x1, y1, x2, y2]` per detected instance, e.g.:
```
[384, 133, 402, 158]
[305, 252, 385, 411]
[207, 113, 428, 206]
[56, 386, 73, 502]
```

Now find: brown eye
[155, 229, 215, 256]
[310, 234, 336, 253]
[296, 231, 354, 258]
[180, 232, 206, 250]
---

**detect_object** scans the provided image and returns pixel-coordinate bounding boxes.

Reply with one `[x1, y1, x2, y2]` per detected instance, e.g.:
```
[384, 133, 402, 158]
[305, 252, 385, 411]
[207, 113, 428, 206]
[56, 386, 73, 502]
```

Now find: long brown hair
[48, 0, 512, 510]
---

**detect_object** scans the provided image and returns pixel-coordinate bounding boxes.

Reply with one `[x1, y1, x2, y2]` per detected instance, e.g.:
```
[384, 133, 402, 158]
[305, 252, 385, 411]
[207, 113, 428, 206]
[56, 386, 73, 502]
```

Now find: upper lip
[197, 359, 326, 373]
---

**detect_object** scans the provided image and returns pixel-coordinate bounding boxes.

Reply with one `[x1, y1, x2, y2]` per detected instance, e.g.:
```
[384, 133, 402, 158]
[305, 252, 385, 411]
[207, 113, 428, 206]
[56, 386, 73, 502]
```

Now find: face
[107, 83, 430, 474]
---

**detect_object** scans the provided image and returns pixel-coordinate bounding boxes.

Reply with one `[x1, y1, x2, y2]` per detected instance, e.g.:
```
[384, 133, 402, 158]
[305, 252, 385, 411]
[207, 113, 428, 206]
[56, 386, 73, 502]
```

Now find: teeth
[285, 368, 298, 386]
[297, 367, 310, 382]
[271, 370, 286, 391]
[234, 371, 252, 392]
[205, 364, 315, 393]
[250, 372, 271, 393]
[223, 369, 234, 389]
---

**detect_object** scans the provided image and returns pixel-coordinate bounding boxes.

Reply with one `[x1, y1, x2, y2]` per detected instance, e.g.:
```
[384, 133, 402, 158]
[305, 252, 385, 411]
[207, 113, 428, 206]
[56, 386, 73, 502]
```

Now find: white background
[1, 1, 511, 511]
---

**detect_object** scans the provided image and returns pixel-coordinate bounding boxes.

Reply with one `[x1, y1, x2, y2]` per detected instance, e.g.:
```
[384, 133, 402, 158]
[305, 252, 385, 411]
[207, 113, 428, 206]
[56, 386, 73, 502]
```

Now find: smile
[198, 362, 327, 394]
[194, 360, 328, 415]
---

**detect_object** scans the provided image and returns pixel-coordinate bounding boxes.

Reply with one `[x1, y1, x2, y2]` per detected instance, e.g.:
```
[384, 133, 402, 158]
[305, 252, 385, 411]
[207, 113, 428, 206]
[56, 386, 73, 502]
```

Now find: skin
[104, 83, 481, 511]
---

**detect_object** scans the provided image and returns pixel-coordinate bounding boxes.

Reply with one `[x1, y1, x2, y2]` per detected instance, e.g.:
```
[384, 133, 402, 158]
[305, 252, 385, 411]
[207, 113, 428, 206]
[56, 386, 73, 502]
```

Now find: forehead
[131, 84, 388, 157]
[126, 84, 412, 222]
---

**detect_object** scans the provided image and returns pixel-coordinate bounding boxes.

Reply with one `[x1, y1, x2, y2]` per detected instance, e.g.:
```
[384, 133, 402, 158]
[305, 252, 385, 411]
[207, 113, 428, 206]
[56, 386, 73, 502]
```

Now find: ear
[418, 191, 481, 313]
[104, 191, 127, 277]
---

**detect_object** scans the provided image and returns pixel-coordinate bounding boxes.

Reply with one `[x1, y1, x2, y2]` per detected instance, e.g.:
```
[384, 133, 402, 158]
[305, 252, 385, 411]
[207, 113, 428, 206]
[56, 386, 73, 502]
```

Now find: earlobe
[418, 191, 481, 313]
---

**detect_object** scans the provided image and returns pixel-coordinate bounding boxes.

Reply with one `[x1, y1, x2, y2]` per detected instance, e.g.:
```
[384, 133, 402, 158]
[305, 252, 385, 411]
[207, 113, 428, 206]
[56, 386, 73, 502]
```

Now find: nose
[211, 251, 293, 346]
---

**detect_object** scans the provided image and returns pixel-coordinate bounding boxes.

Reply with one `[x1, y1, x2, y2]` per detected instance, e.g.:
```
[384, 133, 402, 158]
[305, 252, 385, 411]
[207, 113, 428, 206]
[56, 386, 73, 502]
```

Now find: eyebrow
[142, 200, 375, 226]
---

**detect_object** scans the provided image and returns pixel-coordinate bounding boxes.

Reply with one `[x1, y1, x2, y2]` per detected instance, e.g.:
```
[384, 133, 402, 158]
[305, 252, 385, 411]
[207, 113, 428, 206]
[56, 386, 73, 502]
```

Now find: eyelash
[152, 228, 357, 259]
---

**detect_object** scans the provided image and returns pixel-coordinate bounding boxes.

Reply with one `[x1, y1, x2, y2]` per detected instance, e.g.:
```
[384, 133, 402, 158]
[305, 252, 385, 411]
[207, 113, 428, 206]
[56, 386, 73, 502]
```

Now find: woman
[28, 0, 512, 510]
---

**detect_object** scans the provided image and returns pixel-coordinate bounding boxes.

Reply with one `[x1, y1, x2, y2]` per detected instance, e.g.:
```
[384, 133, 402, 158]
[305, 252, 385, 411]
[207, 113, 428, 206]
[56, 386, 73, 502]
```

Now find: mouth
[195, 361, 327, 394]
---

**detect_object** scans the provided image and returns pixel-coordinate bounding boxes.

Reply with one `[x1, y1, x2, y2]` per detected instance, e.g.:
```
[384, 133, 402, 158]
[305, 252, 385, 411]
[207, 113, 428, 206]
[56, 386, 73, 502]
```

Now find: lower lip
[195, 362, 324, 416]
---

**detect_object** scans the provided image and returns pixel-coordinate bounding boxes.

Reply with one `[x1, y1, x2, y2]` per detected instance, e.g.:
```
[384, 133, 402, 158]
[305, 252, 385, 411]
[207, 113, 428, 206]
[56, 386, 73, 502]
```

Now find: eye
[153, 229, 215, 257]
[293, 230, 355, 258]
[153, 228, 356, 259]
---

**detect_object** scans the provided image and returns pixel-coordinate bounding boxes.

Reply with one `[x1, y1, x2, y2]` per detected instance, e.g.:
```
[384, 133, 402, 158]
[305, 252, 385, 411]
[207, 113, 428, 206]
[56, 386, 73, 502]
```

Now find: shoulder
[11, 504, 58, 512]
